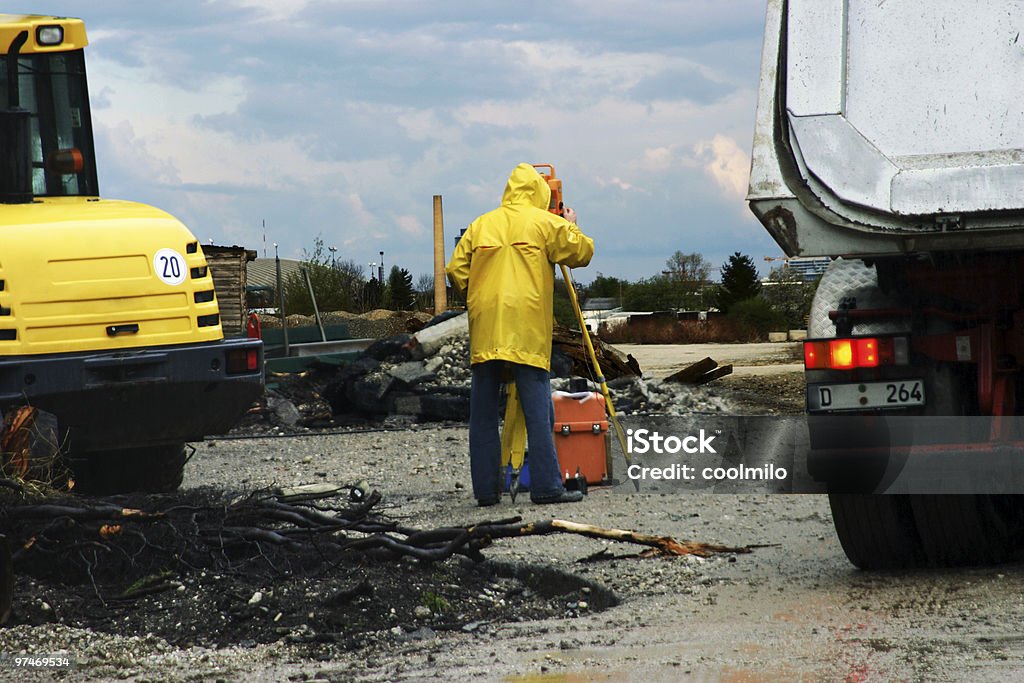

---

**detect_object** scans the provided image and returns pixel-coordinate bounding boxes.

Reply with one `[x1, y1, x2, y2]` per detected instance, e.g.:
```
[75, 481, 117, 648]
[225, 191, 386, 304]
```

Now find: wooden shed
[204, 245, 257, 338]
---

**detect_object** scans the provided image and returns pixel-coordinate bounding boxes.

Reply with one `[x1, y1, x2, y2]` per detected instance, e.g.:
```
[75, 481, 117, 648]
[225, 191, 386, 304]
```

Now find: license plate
[808, 380, 925, 412]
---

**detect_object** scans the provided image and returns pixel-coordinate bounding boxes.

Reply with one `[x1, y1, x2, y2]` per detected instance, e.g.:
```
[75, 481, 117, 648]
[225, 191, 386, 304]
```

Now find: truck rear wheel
[69, 444, 187, 495]
[910, 495, 1021, 567]
[812, 259, 1023, 568]
[828, 494, 926, 569]
[812, 260, 929, 568]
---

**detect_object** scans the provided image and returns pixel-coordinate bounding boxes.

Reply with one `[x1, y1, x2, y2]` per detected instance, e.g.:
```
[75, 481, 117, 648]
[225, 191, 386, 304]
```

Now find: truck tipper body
[0, 15, 263, 492]
[749, 0, 1024, 568]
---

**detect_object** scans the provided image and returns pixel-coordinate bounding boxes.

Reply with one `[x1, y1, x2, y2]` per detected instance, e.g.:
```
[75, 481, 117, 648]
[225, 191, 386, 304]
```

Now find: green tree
[282, 237, 369, 315]
[363, 278, 383, 311]
[761, 265, 819, 329]
[386, 265, 416, 310]
[623, 274, 709, 311]
[585, 273, 628, 303]
[718, 252, 761, 313]
[415, 273, 435, 311]
[664, 251, 712, 284]
[553, 276, 580, 330]
[728, 297, 787, 340]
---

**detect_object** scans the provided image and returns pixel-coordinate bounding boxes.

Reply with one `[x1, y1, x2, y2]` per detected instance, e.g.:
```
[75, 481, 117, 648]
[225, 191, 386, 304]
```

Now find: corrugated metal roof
[581, 297, 621, 311]
[247, 258, 304, 290]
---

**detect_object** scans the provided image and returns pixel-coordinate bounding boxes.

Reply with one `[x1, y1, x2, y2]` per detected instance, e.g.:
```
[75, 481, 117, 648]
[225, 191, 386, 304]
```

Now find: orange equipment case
[552, 391, 611, 484]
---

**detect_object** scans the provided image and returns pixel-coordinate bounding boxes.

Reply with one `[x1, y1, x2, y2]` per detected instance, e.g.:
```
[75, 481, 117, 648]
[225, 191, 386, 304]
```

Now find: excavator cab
[0, 16, 97, 202]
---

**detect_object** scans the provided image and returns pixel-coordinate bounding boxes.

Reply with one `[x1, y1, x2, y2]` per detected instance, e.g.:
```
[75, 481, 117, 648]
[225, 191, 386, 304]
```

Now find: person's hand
[563, 207, 577, 224]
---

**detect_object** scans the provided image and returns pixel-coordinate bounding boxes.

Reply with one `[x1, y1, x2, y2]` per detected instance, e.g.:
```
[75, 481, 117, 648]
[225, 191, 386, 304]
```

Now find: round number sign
[154, 248, 187, 286]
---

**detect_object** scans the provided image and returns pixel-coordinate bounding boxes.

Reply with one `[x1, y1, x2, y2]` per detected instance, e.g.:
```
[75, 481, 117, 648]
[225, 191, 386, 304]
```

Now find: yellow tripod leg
[560, 264, 638, 490]
[500, 381, 527, 500]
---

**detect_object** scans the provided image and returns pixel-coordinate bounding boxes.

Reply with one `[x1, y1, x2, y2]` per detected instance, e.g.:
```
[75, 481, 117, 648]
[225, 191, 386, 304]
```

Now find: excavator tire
[68, 443, 186, 495]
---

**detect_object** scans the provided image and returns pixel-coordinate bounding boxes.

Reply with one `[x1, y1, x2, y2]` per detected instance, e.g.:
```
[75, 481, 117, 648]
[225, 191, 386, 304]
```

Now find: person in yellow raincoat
[446, 163, 594, 505]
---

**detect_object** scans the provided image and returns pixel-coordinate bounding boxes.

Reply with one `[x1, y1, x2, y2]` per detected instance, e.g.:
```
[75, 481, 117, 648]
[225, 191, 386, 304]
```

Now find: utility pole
[275, 243, 288, 357]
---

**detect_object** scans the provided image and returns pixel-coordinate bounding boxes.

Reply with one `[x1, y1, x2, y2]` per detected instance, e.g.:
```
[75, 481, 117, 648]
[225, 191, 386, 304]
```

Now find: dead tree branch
[0, 484, 755, 613]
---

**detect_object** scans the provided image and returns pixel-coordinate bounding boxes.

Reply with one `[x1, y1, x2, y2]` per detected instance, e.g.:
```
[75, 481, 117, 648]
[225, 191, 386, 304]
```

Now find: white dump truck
[748, 0, 1024, 568]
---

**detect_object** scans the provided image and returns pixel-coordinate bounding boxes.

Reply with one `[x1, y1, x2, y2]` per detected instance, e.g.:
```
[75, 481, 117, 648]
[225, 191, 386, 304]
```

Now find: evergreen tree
[386, 265, 416, 310]
[363, 279, 383, 311]
[718, 252, 761, 313]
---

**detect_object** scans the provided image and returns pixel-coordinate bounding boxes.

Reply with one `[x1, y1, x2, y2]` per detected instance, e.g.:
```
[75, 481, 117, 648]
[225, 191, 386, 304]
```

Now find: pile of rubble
[260, 309, 435, 339]
[236, 313, 730, 434]
[603, 375, 730, 415]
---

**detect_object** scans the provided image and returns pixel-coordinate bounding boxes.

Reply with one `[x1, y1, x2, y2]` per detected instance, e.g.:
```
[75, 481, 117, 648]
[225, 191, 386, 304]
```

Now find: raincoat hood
[446, 163, 594, 370]
[502, 163, 551, 211]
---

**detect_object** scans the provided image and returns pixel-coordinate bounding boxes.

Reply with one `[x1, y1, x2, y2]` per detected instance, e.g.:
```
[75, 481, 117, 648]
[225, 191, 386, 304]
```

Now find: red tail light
[226, 348, 260, 374]
[804, 337, 903, 370]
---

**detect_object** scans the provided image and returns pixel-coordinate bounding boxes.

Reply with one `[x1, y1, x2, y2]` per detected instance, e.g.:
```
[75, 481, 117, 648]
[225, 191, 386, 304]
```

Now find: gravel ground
[0, 369, 761, 683]
[0, 418, 751, 683]
[5, 345, 1024, 681]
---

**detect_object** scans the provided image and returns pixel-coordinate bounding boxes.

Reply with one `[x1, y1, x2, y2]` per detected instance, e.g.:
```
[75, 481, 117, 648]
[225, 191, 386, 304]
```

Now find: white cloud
[636, 144, 693, 173]
[47, 0, 772, 281]
[228, 0, 311, 22]
[395, 215, 425, 237]
[694, 134, 750, 200]
[97, 120, 181, 186]
[595, 176, 636, 192]
[344, 193, 377, 229]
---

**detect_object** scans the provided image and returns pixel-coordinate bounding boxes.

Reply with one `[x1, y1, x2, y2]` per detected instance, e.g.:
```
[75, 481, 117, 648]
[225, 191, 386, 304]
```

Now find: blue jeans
[470, 360, 565, 502]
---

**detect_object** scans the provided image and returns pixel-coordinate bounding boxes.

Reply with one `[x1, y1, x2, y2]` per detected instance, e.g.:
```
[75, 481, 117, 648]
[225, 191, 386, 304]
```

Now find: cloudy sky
[37, 1, 783, 283]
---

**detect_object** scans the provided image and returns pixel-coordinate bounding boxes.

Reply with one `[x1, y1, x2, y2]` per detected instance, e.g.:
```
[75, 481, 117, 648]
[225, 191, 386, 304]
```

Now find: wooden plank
[693, 364, 733, 385]
[664, 357, 718, 384]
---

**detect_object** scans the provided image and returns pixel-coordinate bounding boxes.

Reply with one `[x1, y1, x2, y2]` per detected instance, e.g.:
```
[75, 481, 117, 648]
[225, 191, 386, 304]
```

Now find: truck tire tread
[828, 494, 926, 569]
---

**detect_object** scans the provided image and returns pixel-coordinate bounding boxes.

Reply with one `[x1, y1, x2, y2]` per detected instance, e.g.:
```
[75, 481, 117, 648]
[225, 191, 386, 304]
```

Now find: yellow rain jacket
[446, 163, 594, 370]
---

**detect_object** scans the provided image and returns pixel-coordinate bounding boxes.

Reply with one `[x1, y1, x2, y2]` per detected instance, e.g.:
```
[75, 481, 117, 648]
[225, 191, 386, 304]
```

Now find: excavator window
[0, 49, 98, 197]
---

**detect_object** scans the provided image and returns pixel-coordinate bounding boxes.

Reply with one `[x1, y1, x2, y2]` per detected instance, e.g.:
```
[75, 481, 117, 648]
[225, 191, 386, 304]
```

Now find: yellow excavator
[0, 15, 264, 492]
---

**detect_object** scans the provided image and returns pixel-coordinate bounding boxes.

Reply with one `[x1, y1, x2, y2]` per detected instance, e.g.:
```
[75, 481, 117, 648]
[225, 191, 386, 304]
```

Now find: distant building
[781, 257, 830, 282]
[246, 258, 303, 309]
[580, 297, 622, 333]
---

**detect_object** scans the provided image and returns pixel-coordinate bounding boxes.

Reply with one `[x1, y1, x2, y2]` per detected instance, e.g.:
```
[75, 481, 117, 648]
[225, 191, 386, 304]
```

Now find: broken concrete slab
[391, 390, 470, 421]
[349, 372, 397, 413]
[388, 361, 436, 386]
[410, 312, 468, 359]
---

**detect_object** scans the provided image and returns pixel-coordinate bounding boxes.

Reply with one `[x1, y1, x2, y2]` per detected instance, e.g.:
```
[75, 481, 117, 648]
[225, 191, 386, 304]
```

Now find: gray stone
[391, 394, 423, 415]
[397, 626, 437, 642]
[268, 398, 302, 427]
[461, 621, 487, 633]
[389, 361, 435, 386]
[412, 312, 468, 357]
